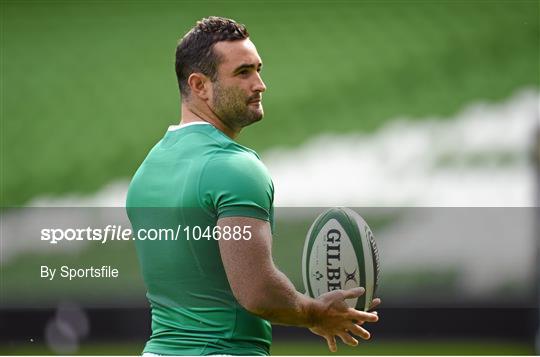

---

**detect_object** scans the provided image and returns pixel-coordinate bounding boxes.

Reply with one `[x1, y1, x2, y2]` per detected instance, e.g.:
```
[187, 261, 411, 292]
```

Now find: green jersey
[126, 122, 274, 355]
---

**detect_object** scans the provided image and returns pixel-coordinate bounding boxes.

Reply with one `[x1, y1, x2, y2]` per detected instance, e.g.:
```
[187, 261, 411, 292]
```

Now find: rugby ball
[302, 208, 380, 311]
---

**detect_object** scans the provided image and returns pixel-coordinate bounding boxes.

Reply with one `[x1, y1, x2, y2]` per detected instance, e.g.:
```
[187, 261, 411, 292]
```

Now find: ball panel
[333, 208, 366, 310]
[342, 208, 374, 311]
[302, 210, 329, 298]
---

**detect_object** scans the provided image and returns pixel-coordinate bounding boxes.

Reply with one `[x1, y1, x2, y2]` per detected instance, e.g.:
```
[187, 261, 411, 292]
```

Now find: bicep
[217, 216, 274, 309]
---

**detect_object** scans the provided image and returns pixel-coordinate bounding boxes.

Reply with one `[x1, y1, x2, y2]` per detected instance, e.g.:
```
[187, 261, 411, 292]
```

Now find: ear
[187, 73, 211, 100]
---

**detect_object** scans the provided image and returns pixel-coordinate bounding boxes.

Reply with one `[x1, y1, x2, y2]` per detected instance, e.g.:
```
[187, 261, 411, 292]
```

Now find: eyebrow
[233, 62, 262, 74]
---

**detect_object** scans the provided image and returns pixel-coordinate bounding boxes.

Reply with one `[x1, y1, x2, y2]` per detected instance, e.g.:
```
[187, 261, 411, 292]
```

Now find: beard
[211, 81, 264, 129]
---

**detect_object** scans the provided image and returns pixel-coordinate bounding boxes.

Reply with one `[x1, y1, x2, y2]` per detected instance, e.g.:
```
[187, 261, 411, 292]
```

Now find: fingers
[310, 328, 337, 352]
[341, 287, 365, 299]
[338, 331, 359, 346]
[325, 334, 337, 353]
[369, 298, 382, 310]
[348, 308, 379, 323]
[348, 323, 371, 340]
[312, 290, 380, 352]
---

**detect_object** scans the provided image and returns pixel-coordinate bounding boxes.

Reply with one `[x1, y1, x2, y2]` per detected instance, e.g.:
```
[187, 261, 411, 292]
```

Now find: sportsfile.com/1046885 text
[40, 225, 253, 245]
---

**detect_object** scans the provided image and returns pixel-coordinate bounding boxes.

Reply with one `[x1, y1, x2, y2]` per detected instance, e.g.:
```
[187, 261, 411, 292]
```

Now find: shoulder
[200, 143, 273, 199]
[208, 145, 270, 181]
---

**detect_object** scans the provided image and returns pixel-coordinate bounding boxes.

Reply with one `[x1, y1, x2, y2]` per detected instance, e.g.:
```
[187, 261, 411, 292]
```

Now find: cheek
[213, 81, 249, 109]
[227, 79, 250, 95]
[229, 86, 248, 103]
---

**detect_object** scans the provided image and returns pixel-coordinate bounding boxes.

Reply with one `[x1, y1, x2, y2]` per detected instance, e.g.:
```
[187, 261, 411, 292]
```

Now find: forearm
[217, 217, 321, 327]
[242, 265, 318, 327]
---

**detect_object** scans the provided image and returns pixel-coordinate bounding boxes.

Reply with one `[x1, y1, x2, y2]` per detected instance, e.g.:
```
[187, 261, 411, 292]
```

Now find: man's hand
[308, 287, 380, 353]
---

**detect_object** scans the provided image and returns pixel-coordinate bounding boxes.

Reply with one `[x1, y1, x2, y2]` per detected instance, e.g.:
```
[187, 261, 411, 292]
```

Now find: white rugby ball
[302, 207, 380, 311]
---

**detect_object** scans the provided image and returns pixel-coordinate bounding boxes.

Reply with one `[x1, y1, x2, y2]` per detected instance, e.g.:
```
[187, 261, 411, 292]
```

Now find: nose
[253, 72, 266, 93]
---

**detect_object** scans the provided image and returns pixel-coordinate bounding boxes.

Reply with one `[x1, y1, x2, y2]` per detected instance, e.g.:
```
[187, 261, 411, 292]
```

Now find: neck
[180, 102, 239, 139]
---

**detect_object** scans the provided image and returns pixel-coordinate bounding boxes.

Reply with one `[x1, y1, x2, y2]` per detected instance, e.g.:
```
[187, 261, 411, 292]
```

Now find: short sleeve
[200, 152, 274, 221]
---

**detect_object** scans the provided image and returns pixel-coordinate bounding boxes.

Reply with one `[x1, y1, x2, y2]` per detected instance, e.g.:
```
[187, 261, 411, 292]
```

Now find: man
[126, 16, 380, 355]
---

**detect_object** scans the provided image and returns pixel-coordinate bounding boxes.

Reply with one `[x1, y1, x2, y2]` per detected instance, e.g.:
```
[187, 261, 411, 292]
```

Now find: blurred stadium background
[1, 0, 539, 355]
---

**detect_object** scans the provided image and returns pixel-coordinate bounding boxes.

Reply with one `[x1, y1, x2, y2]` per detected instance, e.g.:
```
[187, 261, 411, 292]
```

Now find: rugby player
[126, 16, 380, 355]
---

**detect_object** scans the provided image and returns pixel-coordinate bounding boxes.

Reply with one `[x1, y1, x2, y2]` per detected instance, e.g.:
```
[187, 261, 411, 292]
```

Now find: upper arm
[217, 216, 275, 311]
[203, 151, 276, 310]
[200, 152, 274, 222]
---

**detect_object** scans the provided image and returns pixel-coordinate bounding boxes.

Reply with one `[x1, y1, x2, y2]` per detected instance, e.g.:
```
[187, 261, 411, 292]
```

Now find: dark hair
[175, 16, 249, 98]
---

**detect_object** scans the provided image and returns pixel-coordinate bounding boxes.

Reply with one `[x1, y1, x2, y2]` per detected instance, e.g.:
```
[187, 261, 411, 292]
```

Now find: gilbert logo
[326, 228, 341, 291]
